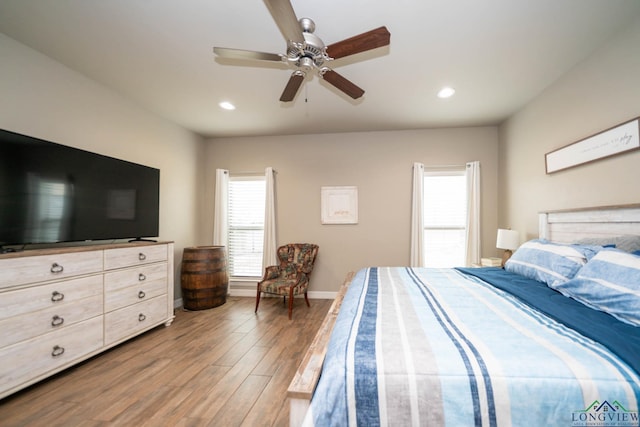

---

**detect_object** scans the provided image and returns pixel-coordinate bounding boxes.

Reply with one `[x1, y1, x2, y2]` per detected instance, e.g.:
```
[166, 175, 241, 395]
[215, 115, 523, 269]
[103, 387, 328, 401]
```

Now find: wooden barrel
[180, 246, 229, 310]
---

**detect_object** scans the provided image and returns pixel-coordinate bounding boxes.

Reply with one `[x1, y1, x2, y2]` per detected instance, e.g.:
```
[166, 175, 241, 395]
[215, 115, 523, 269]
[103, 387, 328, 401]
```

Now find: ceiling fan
[213, 0, 390, 102]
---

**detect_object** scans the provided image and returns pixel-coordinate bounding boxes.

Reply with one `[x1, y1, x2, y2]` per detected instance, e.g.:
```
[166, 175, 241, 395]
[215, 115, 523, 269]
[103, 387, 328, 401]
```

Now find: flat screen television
[0, 128, 160, 249]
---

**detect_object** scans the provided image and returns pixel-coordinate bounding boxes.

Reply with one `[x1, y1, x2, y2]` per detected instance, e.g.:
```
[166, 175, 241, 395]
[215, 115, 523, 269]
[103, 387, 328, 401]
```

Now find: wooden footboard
[287, 271, 355, 426]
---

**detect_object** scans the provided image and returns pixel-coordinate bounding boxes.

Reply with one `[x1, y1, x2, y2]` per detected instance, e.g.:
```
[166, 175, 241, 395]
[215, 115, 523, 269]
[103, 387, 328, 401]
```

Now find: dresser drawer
[0, 275, 103, 321]
[104, 278, 167, 312]
[104, 295, 168, 345]
[104, 245, 168, 270]
[0, 295, 103, 348]
[0, 316, 103, 394]
[104, 262, 167, 293]
[0, 251, 103, 290]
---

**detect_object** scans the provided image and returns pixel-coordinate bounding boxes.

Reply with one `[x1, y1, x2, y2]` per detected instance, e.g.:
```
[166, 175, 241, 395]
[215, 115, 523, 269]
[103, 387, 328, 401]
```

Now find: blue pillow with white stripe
[504, 239, 599, 287]
[554, 249, 640, 326]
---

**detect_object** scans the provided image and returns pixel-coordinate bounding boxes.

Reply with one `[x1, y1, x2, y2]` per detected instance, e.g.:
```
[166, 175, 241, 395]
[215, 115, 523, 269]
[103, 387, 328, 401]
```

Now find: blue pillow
[554, 249, 640, 326]
[505, 239, 599, 287]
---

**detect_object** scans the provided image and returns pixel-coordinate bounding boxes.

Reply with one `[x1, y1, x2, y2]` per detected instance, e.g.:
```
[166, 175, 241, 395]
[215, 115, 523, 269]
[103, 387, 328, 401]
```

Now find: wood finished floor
[0, 296, 333, 427]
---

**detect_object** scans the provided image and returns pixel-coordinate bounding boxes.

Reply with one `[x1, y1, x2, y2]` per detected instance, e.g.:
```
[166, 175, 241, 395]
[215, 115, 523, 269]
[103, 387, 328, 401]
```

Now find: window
[228, 176, 265, 277]
[423, 170, 467, 267]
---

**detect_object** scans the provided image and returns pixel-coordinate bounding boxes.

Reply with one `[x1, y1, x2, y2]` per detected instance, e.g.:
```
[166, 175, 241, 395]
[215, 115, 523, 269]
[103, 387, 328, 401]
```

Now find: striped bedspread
[305, 267, 640, 426]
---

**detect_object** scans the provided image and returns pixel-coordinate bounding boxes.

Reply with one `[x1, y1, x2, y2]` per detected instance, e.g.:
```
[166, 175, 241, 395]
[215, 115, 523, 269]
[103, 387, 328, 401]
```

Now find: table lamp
[496, 229, 519, 267]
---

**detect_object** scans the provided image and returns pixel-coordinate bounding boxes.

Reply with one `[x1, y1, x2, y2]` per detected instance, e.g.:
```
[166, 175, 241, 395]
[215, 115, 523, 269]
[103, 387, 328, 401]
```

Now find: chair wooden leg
[304, 291, 310, 307]
[288, 287, 294, 320]
[255, 288, 261, 313]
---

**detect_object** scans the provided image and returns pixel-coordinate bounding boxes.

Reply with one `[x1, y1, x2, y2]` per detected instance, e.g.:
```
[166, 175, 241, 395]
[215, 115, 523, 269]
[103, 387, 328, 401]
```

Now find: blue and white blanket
[306, 267, 640, 426]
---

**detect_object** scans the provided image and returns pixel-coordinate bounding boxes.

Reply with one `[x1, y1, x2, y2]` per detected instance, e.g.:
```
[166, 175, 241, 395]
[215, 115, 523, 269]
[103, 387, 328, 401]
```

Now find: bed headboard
[539, 204, 640, 243]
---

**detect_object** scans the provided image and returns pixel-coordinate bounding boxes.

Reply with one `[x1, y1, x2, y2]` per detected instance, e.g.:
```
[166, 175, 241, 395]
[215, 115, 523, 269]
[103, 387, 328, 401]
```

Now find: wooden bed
[287, 204, 640, 426]
[287, 271, 354, 425]
[539, 204, 640, 243]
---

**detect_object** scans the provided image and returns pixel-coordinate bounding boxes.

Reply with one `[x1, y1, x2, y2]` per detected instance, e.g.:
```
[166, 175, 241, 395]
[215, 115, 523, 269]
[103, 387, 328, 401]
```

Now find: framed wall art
[545, 117, 640, 174]
[321, 186, 358, 224]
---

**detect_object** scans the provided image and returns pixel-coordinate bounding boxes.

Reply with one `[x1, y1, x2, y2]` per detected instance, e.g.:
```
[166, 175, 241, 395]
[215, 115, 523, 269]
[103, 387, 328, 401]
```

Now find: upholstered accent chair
[255, 243, 319, 319]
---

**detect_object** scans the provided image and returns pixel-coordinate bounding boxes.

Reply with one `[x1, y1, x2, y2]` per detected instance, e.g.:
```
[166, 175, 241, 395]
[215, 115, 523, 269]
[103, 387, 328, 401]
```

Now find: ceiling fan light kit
[213, 0, 390, 103]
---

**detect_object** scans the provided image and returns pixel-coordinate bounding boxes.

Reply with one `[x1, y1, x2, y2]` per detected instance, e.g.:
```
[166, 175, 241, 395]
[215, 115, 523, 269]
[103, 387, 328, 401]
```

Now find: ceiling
[1, 0, 640, 138]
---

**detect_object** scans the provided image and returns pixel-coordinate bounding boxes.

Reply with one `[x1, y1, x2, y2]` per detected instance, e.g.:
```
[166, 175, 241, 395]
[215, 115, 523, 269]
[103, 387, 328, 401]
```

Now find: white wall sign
[321, 186, 358, 224]
[545, 117, 640, 174]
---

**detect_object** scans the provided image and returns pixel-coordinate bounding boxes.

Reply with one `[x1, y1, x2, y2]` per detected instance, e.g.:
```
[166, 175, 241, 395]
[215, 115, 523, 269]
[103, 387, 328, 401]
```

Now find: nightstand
[480, 257, 502, 267]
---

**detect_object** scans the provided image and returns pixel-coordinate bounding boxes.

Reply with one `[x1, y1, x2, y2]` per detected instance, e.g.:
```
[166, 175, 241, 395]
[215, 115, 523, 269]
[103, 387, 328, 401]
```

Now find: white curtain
[410, 162, 424, 267]
[213, 169, 228, 246]
[262, 167, 277, 268]
[464, 161, 481, 266]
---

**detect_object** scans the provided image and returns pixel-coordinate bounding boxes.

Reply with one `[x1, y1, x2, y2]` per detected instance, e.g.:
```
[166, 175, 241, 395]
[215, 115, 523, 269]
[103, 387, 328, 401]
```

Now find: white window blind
[228, 176, 265, 277]
[423, 171, 467, 267]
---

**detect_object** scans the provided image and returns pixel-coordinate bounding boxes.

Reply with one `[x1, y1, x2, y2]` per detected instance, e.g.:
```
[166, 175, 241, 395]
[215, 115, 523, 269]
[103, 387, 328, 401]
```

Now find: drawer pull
[138, 252, 146, 261]
[138, 313, 146, 322]
[138, 290, 146, 299]
[138, 273, 146, 281]
[51, 291, 65, 302]
[51, 345, 65, 357]
[50, 263, 64, 274]
[51, 315, 65, 327]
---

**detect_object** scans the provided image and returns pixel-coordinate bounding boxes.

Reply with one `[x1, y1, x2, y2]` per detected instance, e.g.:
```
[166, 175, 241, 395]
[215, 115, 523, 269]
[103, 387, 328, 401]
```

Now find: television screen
[0, 129, 160, 247]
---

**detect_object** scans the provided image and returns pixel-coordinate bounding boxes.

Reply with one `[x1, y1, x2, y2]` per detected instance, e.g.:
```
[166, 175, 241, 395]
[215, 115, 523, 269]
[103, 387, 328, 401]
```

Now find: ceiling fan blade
[280, 72, 305, 102]
[326, 26, 391, 60]
[264, 0, 304, 44]
[321, 69, 365, 99]
[213, 47, 283, 62]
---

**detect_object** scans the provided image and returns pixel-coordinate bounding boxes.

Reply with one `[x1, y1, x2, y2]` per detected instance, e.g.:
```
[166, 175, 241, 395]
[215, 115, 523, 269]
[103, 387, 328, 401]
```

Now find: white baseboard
[229, 288, 337, 299]
[229, 288, 257, 297]
[174, 289, 336, 309]
[308, 290, 338, 299]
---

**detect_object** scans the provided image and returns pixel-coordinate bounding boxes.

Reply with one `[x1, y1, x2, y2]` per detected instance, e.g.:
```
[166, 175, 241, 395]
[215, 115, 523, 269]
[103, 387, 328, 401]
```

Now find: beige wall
[0, 34, 205, 299]
[204, 128, 499, 293]
[5, 12, 637, 300]
[12, 12, 636, 299]
[498, 16, 640, 241]
[0, 32, 499, 301]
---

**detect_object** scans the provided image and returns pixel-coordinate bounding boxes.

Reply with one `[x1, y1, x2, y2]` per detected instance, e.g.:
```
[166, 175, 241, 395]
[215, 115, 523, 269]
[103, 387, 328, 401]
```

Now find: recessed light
[437, 87, 455, 99]
[219, 101, 236, 110]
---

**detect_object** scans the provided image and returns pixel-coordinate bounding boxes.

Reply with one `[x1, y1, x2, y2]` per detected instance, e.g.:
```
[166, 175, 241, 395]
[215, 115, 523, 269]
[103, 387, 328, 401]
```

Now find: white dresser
[0, 241, 174, 399]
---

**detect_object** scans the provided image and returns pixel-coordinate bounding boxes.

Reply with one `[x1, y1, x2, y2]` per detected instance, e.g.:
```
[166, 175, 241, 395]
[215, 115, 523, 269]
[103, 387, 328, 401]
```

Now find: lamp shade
[496, 229, 519, 250]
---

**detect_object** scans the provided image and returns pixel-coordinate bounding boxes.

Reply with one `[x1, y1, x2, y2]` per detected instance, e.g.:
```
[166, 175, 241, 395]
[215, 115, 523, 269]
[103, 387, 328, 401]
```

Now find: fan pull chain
[305, 84, 309, 117]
